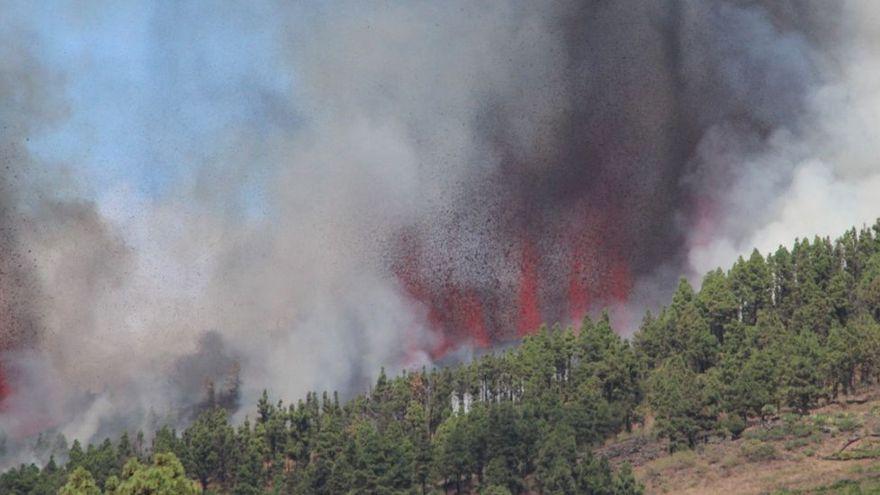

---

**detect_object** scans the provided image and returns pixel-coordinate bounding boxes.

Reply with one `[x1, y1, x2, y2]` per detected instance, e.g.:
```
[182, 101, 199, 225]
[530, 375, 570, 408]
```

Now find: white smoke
[2, 0, 880, 466]
[687, 1, 880, 274]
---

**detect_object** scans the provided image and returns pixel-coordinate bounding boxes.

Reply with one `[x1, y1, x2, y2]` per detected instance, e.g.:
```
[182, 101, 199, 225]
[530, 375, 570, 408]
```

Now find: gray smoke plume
[1, 0, 879, 465]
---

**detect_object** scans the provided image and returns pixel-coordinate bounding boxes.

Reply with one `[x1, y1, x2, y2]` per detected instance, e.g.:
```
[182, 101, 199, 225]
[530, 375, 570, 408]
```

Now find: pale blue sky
[10, 0, 300, 199]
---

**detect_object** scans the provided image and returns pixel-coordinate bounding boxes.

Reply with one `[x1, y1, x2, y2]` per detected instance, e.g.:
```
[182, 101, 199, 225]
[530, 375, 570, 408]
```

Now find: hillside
[601, 389, 880, 494]
[4, 220, 880, 494]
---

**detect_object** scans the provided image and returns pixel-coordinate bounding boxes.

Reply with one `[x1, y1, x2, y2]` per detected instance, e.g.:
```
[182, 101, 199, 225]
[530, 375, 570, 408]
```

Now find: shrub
[761, 404, 778, 421]
[834, 414, 862, 433]
[482, 485, 513, 495]
[721, 415, 747, 440]
[784, 438, 810, 451]
[741, 441, 778, 462]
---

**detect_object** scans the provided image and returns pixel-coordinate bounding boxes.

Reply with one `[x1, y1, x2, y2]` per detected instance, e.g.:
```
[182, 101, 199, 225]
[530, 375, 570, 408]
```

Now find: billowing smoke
[1, 0, 879, 464]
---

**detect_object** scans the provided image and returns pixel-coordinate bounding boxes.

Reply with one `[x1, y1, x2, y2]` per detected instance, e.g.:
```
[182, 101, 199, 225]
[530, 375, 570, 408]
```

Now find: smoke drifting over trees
[1, 0, 880, 462]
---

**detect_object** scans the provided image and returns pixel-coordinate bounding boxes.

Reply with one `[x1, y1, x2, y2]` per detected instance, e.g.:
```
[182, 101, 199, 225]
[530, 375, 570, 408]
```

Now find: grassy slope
[599, 388, 880, 494]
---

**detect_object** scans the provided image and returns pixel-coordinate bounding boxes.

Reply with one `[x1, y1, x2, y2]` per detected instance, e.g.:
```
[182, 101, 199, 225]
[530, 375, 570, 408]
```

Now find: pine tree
[117, 432, 134, 469]
[858, 253, 880, 320]
[697, 269, 737, 342]
[233, 419, 266, 495]
[535, 423, 577, 495]
[405, 400, 432, 494]
[114, 453, 200, 495]
[730, 250, 771, 325]
[432, 414, 475, 493]
[646, 357, 714, 450]
[68, 440, 85, 469]
[182, 407, 236, 490]
[59, 466, 100, 495]
[612, 462, 644, 495]
[779, 331, 825, 414]
[151, 426, 181, 458]
[574, 451, 614, 495]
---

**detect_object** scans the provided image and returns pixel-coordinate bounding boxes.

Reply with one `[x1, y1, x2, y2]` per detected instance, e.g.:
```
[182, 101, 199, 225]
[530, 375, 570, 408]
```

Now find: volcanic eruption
[2, 0, 880, 465]
[380, 0, 836, 355]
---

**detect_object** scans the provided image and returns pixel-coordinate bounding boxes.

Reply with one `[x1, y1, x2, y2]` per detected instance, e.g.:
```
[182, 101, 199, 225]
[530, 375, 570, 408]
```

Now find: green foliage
[779, 331, 825, 414]
[740, 440, 778, 462]
[835, 413, 862, 433]
[535, 423, 577, 494]
[481, 485, 513, 495]
[744, 414, 819, 443]
[719, 415, 747, 440]
[7, 220, 880, 494]
[647, 357, 714, 450]
[826, 443, 880, 461]
[231, 418, 265, 495]
[182, 408, 236, 489]
[59, 467, 101, 495]
[0, 460, 66, 495]
[433, 414, 476, 492]
[612, 462, 644, 495]
[771, 475, 880, 494]
[114, 453, 201, 495]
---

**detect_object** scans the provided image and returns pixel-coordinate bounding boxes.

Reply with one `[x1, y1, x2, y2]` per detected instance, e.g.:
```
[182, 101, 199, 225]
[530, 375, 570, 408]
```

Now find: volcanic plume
[378, 0, 840, 353]
[2, 0, 880, 464]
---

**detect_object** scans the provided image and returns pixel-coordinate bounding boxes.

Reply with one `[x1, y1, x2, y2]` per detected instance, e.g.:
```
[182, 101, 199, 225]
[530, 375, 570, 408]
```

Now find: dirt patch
[596, 433, 669, 467]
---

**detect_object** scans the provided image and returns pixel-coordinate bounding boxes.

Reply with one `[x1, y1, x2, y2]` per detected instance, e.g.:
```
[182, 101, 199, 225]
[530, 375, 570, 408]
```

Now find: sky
[12, 0, 296, 203]
[4, 0, 880, 463]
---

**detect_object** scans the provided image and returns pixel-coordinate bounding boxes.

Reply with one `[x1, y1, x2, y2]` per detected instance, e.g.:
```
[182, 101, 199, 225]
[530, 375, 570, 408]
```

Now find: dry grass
[626, 390, 880, 494]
